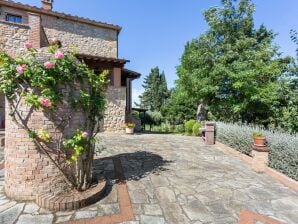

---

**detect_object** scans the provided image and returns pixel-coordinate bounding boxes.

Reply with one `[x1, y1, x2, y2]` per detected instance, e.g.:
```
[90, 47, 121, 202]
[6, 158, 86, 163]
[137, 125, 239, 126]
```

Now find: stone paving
[0, 133, 297, 224]
[97, 133, 298, 224]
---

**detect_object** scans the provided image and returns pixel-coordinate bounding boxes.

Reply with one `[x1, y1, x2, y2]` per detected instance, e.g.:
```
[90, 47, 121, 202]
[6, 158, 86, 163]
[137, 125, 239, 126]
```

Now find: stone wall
[102, 87, 126, 132]
[42, 15, 118, 58]
[0, 21, 29, 56]
[0, 6, 29, 24]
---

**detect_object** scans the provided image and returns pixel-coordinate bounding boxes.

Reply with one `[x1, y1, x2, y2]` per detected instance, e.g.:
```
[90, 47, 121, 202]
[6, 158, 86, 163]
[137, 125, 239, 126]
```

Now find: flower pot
[253, 136, 266, 147]
[125, 127, 134, 134]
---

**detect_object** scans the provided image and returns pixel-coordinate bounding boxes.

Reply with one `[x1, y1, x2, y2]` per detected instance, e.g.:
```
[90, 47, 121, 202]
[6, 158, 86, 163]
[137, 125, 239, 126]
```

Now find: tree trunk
[72, 145, 94, 191]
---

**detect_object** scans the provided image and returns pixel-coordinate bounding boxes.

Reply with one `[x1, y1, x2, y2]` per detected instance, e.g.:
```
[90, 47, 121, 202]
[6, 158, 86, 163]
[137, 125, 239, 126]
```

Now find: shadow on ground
[92, 151, 172, 202]
[94, 151, 172, 181]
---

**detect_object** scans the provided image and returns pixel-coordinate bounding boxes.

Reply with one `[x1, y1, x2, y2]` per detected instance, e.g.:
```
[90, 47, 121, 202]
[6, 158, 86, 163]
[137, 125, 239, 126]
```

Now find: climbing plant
[0, 41, 108, 191]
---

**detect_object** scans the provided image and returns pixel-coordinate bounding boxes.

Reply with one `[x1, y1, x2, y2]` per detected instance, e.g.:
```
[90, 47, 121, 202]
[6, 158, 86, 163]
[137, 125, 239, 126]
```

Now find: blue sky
[21, 0, 298, 104]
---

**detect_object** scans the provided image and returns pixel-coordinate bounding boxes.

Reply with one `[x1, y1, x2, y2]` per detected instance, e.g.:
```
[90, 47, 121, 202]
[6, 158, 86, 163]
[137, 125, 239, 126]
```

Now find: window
[6, 14, 22, 23]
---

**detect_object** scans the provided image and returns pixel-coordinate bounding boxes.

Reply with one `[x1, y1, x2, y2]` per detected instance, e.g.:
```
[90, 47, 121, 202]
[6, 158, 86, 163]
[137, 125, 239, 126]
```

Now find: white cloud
[132, 88, 143, 107]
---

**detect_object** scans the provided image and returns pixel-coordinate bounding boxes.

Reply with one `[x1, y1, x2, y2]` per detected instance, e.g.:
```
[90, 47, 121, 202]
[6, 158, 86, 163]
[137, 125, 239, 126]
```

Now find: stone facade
[0, 0, 139, 134]
[102, 87, 126, 132]
[0, 21, 29, 56]
[42, 15, 118, 58]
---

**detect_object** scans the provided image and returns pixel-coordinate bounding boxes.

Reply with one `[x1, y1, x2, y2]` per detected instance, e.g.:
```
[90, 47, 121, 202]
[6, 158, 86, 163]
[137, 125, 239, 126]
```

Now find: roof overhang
[122, 68, 141, 80]
[76, 54, 129, 69]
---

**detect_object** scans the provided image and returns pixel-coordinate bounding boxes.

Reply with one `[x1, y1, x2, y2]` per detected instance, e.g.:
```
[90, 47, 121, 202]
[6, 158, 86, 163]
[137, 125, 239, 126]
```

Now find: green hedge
[192, 123, 202, 136]
[216, 122, 298, 181]
[185, 120, 196, 135]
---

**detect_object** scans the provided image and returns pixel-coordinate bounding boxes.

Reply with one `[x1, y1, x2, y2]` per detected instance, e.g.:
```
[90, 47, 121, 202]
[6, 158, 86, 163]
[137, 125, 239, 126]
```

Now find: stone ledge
[36, 180, 107, 211]
[252, 144, 270, 152]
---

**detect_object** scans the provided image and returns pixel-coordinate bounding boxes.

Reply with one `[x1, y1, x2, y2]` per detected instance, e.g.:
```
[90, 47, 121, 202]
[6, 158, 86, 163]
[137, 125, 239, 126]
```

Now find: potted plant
[125, 123, 135, 134]
[252, 131, 267, 146]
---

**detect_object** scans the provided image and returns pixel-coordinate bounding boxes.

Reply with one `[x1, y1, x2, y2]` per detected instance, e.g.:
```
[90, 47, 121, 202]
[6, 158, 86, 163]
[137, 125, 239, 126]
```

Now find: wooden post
[113, 68, 121, 88]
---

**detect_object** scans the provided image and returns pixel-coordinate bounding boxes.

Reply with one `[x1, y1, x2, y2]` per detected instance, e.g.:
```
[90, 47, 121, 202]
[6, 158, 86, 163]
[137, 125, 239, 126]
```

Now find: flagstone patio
[0, 133, 297, 224]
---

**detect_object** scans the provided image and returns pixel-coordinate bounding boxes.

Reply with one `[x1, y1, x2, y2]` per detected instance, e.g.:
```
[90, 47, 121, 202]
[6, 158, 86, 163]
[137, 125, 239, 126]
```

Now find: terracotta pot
[253, 136, 266, 147]
[125, 128, 134, 134]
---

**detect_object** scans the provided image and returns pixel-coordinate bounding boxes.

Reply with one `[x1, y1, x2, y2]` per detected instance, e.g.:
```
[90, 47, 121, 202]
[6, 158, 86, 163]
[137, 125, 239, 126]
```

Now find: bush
[175, 124, 185, 133]
[192, 122, 202, 136]
[145, 111, 163, 126]
[161, 122, 171, 133]
[217, 122, 298, 181]
[185, 120, 196, 135]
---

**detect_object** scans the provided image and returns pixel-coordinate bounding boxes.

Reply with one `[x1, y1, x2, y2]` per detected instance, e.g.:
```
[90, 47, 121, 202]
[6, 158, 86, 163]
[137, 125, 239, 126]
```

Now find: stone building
[0, 0, 140, 132]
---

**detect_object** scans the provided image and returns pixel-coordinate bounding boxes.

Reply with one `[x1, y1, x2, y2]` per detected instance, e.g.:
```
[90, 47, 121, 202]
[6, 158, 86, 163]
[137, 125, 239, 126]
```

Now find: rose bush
[0, 42, 109, 191]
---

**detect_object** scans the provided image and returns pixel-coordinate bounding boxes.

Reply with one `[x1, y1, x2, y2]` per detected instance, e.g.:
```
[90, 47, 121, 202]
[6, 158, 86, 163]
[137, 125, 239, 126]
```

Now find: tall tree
[176, 0, 291, 126]
[139, 67, 169, 111]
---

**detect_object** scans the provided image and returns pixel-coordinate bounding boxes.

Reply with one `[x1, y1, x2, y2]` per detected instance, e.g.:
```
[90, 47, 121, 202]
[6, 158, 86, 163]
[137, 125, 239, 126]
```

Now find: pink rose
[16, 64, 27, 74]
[51, 37, 59, 43]
[54, 50, 64, 60]
[82, 132, 89, 139]
[44, 61, 55, 69]
[24, 42, 33, 49]
[39, 98, 52, 108]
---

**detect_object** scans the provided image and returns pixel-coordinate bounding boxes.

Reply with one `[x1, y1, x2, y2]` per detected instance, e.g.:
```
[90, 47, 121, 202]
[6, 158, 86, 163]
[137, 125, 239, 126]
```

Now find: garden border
[66, 157, 135, 224]
[215, 141, 298, 192]
[239, 209, 282, 224]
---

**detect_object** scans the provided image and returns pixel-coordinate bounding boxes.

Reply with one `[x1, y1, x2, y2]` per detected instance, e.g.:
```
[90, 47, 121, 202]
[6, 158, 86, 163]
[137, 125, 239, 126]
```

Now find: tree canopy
[139, 66, 169, 111]
[176, 0, 292, 126]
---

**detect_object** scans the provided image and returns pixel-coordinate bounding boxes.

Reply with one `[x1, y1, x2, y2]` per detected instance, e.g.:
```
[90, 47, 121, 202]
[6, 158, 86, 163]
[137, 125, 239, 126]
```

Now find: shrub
[161, 122, 171, 133]
[175, 124, 185, 133]
[145, 111, 163, 126]
[185, 119, 196, 135]
[192, 122, 202, 136]
[217, 122, 298, 181]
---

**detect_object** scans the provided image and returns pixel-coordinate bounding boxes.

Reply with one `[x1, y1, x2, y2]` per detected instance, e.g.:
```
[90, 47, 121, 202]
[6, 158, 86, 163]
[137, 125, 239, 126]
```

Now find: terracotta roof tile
[0, 0, 122, 32]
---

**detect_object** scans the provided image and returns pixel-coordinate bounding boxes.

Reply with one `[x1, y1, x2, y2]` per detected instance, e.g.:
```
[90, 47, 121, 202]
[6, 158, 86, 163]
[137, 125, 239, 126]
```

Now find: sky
[20, 0, 298, 104]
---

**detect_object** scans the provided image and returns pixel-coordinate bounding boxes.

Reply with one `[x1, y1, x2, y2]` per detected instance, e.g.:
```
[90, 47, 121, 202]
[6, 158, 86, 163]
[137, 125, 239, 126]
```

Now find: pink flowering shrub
[16, 64, 27, 74]
[24, 42, 33, 49]
[39, 98, 52, 108]
[0, 39, 109, 191]
[54, 50, 64, 60]
[44, 61, 55, 69]
[82, 132, 89, 139]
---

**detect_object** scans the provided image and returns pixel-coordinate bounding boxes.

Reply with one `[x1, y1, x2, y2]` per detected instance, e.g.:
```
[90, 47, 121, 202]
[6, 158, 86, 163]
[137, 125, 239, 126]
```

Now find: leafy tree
[176, 0, 291, 126]
[162, 88, 197, 124]
[139, 67, 169, 111]
[269, 30, 298, 133]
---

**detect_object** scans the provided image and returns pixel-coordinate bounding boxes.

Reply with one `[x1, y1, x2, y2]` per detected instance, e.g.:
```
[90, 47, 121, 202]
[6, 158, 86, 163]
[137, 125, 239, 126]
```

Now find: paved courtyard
[0, 133, 297, 223]
[97, 134, 298, 224]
